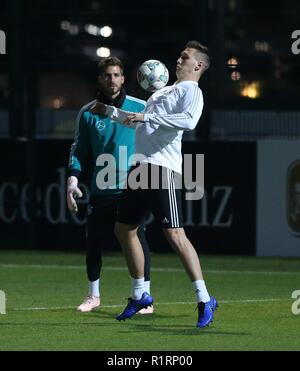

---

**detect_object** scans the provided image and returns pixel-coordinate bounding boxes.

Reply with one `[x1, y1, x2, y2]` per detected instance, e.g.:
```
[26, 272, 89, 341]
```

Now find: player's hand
[124, 113, 145, 125]
[90, 102, 107, 115]
[66, 178, 83, 213]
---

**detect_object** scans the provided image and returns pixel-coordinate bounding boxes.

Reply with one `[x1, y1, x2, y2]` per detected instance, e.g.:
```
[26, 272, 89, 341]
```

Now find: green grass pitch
[0, 250, 299, 351]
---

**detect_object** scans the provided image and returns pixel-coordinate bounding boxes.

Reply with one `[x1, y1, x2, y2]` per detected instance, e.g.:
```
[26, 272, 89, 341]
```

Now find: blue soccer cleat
[116, 292, 154, 321]
[197, 297, 218, 328]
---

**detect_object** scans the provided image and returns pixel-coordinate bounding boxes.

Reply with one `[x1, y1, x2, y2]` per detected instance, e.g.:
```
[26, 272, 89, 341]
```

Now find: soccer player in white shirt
[91, 41, 218, 328]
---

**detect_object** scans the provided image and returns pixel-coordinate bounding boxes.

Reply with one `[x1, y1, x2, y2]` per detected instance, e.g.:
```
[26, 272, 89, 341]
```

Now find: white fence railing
[211, 111, 300, 141]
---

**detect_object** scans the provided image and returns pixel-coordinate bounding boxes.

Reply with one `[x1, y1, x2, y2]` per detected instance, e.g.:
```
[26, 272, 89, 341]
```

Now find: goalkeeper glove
[67, 177, 83, 213]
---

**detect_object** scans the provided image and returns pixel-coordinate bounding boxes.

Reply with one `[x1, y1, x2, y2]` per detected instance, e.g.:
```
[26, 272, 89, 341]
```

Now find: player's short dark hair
[185, 40, 210, 72]
[98, 56, 124, 75]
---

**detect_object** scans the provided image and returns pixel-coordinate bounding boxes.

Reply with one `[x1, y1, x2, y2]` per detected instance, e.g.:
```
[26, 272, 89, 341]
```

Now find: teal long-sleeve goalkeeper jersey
[68, 93, 146, 196]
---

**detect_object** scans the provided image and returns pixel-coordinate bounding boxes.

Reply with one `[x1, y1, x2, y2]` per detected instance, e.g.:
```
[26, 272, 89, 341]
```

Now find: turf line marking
[12, 298, 290, 312]
[1, 263, 300, 276]
[206, 269, 300, 276]
[0, 264, 85, 270]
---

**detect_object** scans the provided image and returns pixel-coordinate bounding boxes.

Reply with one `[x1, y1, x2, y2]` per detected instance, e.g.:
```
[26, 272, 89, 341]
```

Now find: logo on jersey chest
[95, 120, 106, 131]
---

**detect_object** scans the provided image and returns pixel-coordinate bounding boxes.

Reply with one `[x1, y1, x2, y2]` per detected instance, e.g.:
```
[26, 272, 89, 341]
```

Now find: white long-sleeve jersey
[105, 80, 203, 174]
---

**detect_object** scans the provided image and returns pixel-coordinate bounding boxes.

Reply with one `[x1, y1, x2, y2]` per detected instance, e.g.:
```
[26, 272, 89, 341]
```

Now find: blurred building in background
[0, 0, 300, 139]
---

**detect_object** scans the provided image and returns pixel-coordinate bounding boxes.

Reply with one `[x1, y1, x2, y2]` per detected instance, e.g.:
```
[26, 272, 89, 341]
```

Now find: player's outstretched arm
[90, 102, 143, 129]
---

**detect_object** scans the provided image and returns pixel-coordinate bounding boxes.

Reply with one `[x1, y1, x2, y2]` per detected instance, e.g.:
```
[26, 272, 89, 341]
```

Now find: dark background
[1, 0, 300, 137]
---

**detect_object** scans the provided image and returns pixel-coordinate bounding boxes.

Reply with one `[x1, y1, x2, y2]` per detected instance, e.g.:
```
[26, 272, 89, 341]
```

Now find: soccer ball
[137, 60, 169, 92]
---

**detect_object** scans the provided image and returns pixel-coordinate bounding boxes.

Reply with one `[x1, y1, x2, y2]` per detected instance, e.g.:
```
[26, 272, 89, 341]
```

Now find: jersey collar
[96, 87, 126, 108]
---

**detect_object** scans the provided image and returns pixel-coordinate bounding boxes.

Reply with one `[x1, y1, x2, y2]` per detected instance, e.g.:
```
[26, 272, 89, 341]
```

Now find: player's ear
[121, 75, 125, 84]
[195, 61, 202, 71]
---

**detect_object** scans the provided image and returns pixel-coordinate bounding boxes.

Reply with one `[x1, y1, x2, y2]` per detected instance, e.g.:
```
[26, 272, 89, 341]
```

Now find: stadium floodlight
[96, 47, 110, 57]
[85, 24, 101, 36]
[60, 20, 71, 31]
[100, 26, 113, 38]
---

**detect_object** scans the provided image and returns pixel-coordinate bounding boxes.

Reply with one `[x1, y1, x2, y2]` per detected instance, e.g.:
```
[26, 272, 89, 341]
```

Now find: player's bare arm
[124, 113, 145, 125]
[91, 102, 144, 128]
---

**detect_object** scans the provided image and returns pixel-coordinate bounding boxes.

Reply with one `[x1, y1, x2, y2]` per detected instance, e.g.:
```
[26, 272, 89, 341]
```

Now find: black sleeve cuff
[67, 168, 81, 178]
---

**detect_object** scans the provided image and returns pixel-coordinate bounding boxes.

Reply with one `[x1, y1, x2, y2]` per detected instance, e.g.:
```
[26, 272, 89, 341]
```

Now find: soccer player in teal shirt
[67, 57, 153, 314]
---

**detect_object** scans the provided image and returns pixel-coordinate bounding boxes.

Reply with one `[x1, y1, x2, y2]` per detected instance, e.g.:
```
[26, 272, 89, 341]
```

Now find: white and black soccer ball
[137, 60, 169, 92]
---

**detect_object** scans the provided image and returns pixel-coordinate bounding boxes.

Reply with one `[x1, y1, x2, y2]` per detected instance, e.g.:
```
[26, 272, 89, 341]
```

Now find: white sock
[88, 279, 100, 297]
[131, 277, 145, 300]
[144, 280, 151, 295]
[192, 280, 210, 303]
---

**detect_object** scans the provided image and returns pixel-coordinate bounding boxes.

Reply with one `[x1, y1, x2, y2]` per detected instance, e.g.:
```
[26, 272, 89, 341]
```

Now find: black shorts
[87, 194, 149, 249]
[87, 195, 121, 250]
[117, 163, 183, 229]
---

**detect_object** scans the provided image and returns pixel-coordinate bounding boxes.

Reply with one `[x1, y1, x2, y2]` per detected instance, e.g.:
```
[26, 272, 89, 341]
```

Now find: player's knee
[163, 228, 187, 250]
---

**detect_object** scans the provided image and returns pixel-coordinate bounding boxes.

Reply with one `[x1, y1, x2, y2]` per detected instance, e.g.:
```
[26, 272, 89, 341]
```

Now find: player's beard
[98, 79, 116, 95]
[109, 85, 122, 99]
[109, 85, 121, 95]
[103, 83, 121, 97]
